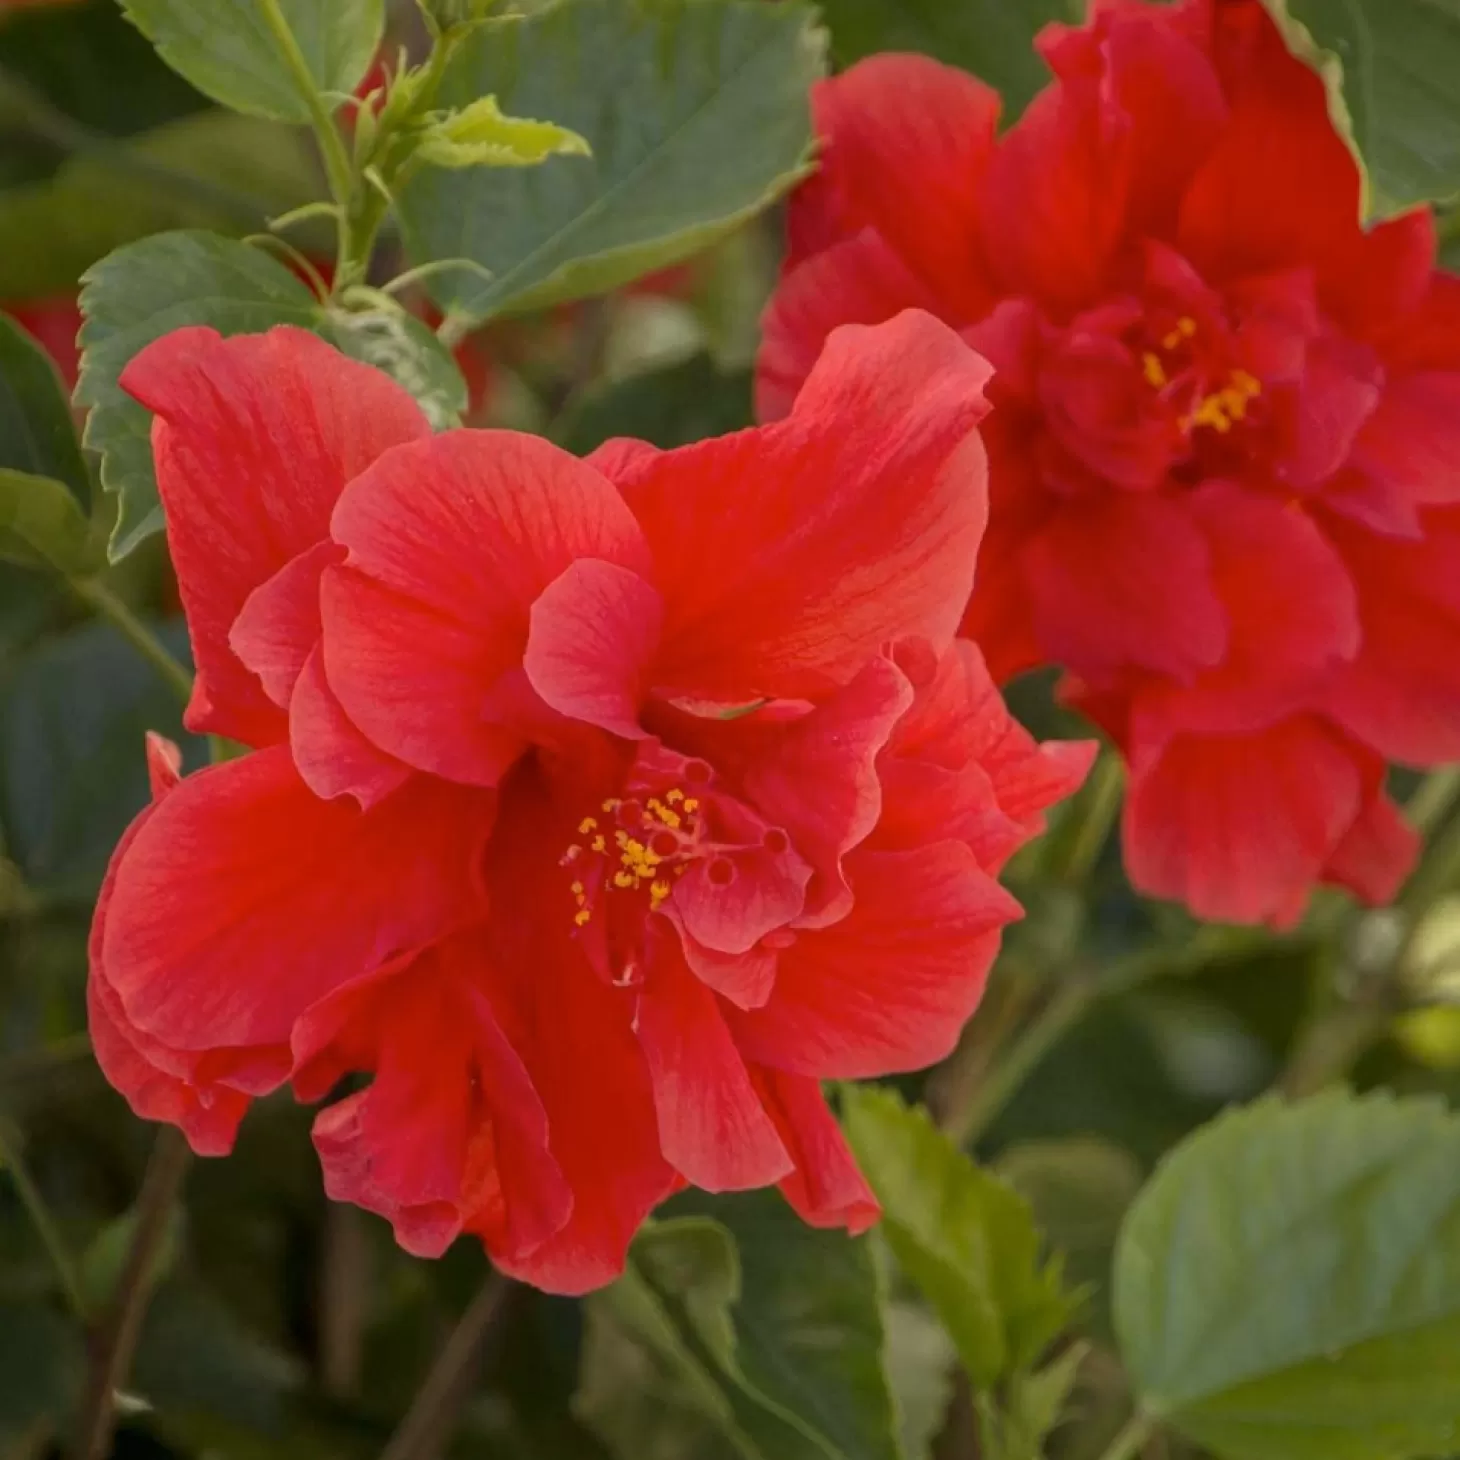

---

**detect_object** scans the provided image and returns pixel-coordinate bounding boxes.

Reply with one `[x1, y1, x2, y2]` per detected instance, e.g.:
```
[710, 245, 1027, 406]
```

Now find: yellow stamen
[1142, 352, 1167, 389]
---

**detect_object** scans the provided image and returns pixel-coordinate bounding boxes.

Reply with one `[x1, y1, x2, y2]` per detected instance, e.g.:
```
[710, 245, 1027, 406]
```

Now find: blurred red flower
[6, 297, 82, 389]
[90, 315, 1090, 1291]
[759, 0, 1460, 926]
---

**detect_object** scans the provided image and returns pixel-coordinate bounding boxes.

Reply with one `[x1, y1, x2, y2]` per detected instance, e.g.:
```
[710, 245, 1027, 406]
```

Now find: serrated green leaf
[0, 314, 87, 505]
[1114, 1089, 1460, 1460]
[976, 1345, 1086, 1460]
[812, 0, 1070, 118]
[1267, 0, 1460, 213]
[0, 469, 99, 576]
[118, 0, 384, 124]
[0, 109, 329, 300]
[77, 232, 467, 561]
[414, 94, 590, 169]
[842, 1086, 1074, 1390]
[400, 0, 824, 321]
[579, 1194, 901, 1460]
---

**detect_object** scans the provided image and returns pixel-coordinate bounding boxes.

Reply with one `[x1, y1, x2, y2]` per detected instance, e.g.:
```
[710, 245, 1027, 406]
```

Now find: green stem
[1055, 750, 1124, 883]
[68, 579, 192, 705]
[0, 1122, 87, 1321]
[71, 1128, 191, 1460]
[0, 1032, 93, 1086]
[1407, 766, 1460, 836]
[255, 0, 354, 208]
[1096, 1413, 1155, 1460]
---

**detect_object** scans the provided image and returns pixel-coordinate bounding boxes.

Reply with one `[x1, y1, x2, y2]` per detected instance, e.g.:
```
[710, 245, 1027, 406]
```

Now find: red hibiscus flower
[6, 297, 82, 389]
[759, 0, 1460, 926]
[89, 312, 1091, 1292]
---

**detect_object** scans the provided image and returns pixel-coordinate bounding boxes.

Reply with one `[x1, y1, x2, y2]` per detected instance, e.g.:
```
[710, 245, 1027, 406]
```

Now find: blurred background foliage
[3, 1, 1460, 1459]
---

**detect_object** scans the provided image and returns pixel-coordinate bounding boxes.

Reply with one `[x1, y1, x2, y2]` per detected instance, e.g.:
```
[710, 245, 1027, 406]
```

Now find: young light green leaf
[976, 1345, 1086, 1460]
[813, 0, 1067, 118]
[841, 1086, 1075, 1390]
[0, 314, 88, 505]
[118, 0, 384, 124]
[399, 0, 824, 321]
[883, 1301, 956, 1460]
[0, 469, 100, 576]
[1266, 0, 1460, 213]
[77, 231, 324, 560]
[414, 95, 590, 169]
[1114, 1089, 1460, 1460]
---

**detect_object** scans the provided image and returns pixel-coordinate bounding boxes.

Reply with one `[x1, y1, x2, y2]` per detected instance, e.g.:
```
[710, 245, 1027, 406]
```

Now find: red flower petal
[611, 310, 993, 702]
[323, 431, 651, 783]
[1324, 789, 1419, 908]
[1349, 373, 1460, 511]
[636, 945, 792, 1192]
[100, 746, 492, 1058]
[1023, 491, 1227, 681]
[230, 541, 340, 710]
[1123, 716, 1365, 926]
[790, 54, 1000, 316]
[729, 843, 1019, 1079]
[121, 327, 429, 746]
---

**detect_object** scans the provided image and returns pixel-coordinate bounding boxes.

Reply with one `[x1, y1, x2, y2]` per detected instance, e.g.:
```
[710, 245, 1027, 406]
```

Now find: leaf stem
[0, 1121, 87, 1321]
[67, 579, 192, 705]
[1055, 749, 1124, 883]
[71, 1127, 191, 1460]
[1408, 765, 1460, 837]
[255, 0, 354, 208]
[1096, 1412, 1155, 1460]
[379, 1269, 513, 1460]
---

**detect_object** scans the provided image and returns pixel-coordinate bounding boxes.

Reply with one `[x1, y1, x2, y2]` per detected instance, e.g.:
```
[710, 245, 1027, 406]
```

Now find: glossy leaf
[1114, 1090, 1460, 1460]
[400, 0, 824, 321]
[0, 469, 99, 576]
[812, 0, 1068, 118]
[1273, 0, 1460, 212]
[841, 1086, 1074, 1390]
[0, 314, 87, 504]
[118, 0, 385, 123]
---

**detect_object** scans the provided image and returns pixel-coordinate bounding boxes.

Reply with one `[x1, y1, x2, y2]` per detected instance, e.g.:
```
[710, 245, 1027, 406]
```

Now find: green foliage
[841, 1086, 1075, 1390]
[0, 1299, 85, 1444]
[0, 469, 99, 576]
[0, 314, 86, 504]
[76, 231, 467, 559]
[1270, 0, 1460, 213]
[399, 0, 824, 321]
[118, 0, 385, 124]
[578, 1192, 900, 1460]
[79, 1204, 184, 1314]
[1114, 1089, 1460, 1460]
[413, 94, 590, 169]
[812, 0, 1072, 117]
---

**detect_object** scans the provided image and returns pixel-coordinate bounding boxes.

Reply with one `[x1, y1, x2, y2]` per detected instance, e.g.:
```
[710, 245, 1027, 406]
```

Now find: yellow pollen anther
[590, 834, 606, 853]
[570, 880, 584, 895]
[613, 870, 635, 889]
[665, 789, 684, 805]
[1142, 352, 1168, 388]
[650, 879, 671, 908]
[574, 908, 592, 927]
[578, 816, 598, 834]
[682, 798, 700, 814]
[562, 844, 582, 862]
[601, 797, 621, 812]
[1179, 315, 1197, 336]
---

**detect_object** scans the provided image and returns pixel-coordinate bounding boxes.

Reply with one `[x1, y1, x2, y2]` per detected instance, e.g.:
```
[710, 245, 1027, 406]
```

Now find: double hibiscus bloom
[763, 0, 1460, 924]
[90, 313, 1089, 1292]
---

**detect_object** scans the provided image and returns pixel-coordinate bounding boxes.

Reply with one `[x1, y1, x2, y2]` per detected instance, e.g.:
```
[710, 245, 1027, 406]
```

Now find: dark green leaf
[0, 1299, 85, 1442]
[118, 0, 384, 123]
[0, 469, 99, 575]
[1271, 0, 1460, 212]
[812, 0, 1071, 118]
[579, 1194, 901, 1460]
[0, 315, 86, 504]
[0, 617, 195, 899]
[555, 352, 753, 455]
[79, 1205, 184, 1315]
[842, 1086, 1074, 1389]
[1114, 1090, 1460, 1460]
[400, 0, 824, 321]
[0, 110, 328, 300]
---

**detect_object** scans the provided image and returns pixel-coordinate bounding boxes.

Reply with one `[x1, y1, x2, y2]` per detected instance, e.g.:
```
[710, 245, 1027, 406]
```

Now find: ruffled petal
[610, 311, 993, 702]
[1348, 373, 1460, 510]
[728, 843, 1019, 1079]
[321, 431, 651, 784]
[121, 327, 429, 746]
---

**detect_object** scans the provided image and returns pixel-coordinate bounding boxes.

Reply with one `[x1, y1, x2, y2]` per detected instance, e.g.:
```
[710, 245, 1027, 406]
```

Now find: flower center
[1140, 314, 1263, 438]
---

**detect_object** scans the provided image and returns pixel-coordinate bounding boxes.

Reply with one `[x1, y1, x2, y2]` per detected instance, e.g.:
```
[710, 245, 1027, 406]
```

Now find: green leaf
[414, 94, 591, 169]
[841, 1086, 1074, 1389]
[812, 0, 1070, 118]
[79, 1205, 184, 1315]
[0, 618, 195, 900]
[77, 231, 468, 560]
[1113, 1089, 1460, 1460]
[0, 469, 99, 576]
[399, 0, 824, 321]
[883, 1300, 955, 1460]
[118, 0, 385, 123]
[0, 109, 330, 300]
[976, 1345, 1086, 1460]
[579, 1193, 901, 1460]
[1268, 0, 1460, 213]
[0, 315, 87, 504]
[0, 1300, 84, 1443]
[555, 352, 753, 456]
